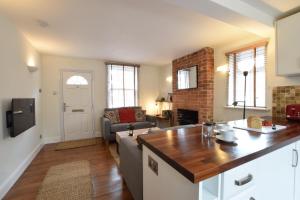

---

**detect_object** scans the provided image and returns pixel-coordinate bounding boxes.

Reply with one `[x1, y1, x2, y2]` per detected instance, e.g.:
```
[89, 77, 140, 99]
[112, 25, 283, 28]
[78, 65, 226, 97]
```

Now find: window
[227, 42, 267, 108]
[66, 75, 88, 85]
[107, 63, 139, 108]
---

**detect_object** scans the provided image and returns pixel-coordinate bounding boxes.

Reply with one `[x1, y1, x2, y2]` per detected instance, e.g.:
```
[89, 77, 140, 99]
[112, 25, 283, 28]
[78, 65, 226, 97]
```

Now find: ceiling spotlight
[36, 19, 49, 28]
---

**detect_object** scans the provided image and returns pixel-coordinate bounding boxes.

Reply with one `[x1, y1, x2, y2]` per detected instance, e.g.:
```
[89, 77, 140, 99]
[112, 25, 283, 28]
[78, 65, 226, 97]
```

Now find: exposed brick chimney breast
[172, 47, 214, 124]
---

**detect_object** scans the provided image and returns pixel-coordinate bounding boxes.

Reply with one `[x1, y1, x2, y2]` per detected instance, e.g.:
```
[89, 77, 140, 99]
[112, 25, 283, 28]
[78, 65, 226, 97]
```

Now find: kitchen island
[138, 118, 300, 200]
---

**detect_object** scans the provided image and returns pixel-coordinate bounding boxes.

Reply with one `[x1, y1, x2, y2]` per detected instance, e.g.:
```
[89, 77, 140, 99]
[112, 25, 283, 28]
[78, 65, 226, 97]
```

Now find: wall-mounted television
[177, 65, 197, 90]
[6, 98, 36, 137]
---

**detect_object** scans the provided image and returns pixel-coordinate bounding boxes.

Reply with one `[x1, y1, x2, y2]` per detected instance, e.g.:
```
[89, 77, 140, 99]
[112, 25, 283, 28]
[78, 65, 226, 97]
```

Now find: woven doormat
[36, 160, 92, 200]
[55, 138, 101, 150]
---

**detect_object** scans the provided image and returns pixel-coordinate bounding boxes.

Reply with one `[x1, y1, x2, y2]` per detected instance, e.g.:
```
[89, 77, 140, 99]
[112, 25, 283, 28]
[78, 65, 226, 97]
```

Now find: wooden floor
[4, 140, 133, 200]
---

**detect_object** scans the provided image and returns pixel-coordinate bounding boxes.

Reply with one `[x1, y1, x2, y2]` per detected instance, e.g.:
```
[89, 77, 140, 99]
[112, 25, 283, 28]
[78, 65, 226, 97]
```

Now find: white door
[62, 71, 94, 141]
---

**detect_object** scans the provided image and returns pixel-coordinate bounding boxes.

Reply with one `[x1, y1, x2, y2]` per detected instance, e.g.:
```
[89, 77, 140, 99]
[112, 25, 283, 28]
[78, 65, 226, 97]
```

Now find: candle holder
[127, 124, 134, 136]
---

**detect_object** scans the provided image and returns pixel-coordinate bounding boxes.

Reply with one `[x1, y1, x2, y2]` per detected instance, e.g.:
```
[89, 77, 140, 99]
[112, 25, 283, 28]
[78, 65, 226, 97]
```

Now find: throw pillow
[135, 109, 146, 122]
[118, 108, 136, 123]
[104, 110, 120, 124]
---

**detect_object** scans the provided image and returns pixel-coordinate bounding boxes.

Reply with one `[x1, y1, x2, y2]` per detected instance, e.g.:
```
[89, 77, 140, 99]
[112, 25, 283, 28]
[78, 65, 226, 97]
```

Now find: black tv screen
[9, 98, 36, 137]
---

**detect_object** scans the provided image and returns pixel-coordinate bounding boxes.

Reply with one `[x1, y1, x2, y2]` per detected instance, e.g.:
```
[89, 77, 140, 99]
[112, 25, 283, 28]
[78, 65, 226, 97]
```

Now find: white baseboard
[95, 131, 102, 137]
[0, 142, 43, 199]
[43, 136, 61, 144]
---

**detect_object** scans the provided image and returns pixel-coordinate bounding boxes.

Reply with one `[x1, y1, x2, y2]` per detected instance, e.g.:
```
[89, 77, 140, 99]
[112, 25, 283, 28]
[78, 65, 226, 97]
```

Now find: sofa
[101, 106, 156, 142]
[119, 124, 198, 200]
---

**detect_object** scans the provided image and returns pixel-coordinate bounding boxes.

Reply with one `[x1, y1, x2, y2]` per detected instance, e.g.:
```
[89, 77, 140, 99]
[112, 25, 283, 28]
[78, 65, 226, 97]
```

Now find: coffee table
[116, 127, 160, 154]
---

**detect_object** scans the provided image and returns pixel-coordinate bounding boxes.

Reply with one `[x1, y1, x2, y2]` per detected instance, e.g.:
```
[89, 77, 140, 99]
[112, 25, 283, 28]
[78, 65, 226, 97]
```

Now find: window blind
[227, 44, 267, 108]
[107, 63, 139, 108]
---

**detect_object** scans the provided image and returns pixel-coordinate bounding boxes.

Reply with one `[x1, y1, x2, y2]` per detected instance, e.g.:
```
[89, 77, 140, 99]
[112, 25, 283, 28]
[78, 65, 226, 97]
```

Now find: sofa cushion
[119, 108, 136, 123]
[132, 121, 153, 129]
[110, 121, 154, 133]
[111, 123, 130, 132]
[135, 109, 146, 122]
[104, 110, 120, 124]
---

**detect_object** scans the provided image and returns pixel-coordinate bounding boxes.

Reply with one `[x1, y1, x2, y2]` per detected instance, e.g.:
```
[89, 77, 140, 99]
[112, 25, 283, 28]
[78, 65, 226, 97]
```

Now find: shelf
[202, 189, 218, 200]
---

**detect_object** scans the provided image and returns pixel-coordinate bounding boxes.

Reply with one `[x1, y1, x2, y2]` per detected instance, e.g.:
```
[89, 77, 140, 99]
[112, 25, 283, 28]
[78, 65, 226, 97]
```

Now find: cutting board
[231, 120, 287, 134]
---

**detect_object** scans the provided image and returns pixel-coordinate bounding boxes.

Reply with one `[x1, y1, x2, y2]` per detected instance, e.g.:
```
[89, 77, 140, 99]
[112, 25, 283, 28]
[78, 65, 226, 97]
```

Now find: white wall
[159, 64, 172, 98]
[0, 15, 42, 198]
[41, 55, 105, 142]
[214, 32, 300, 121]
[41, 55, 162, 141]
[139, 65, 161, 115]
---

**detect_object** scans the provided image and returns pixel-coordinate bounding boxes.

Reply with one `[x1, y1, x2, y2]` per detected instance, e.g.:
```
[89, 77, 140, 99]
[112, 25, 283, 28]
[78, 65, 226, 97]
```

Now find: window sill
[224, 106, 270, 111]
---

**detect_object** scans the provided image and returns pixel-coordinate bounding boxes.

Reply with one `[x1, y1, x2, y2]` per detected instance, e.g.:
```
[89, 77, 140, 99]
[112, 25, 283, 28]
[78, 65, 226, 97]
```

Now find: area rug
[36, 160, 92, 200]
[109, 143, 120, 166]
[55, 138, 101, 150]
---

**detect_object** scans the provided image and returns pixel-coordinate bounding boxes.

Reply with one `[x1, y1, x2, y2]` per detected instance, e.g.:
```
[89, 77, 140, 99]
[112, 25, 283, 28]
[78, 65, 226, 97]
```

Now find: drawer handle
[234, 174, 253, 186]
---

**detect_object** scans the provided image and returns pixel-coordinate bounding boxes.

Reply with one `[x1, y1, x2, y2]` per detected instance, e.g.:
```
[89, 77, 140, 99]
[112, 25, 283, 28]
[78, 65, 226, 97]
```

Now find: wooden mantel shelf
[137, 118, 300, 183]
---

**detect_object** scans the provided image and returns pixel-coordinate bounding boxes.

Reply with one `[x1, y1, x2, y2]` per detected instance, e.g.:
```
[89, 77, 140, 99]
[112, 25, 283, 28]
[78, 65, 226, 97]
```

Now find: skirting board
[43, 136, 61, 144]
[0, 142, 43, 199]
[42, 135, 102, 144]
[95, 131, 102, 137]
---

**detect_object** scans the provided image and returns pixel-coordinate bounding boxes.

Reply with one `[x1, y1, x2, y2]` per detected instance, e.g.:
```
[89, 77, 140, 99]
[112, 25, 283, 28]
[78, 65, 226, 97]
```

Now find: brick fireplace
[172, 47, 214, 125]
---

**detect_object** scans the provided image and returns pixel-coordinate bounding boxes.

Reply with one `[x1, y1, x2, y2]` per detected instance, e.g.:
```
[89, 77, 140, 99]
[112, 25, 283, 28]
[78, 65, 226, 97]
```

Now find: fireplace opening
[177, 109, 198, 125]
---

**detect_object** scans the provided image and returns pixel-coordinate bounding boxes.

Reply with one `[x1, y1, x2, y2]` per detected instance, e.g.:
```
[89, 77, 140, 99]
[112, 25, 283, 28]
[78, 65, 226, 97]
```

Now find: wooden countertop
[137, 118, 300, 183]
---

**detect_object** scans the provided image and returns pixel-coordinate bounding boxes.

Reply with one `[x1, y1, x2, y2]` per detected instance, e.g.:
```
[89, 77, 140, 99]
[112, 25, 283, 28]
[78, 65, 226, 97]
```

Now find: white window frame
[106, 63, 139, 108]
[226, 42, 268, 108]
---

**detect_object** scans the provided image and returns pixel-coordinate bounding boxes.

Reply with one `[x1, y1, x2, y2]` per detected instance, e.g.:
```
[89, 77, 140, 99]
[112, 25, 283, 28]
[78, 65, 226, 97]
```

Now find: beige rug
[109, 143, 120, 166]
[55, 138, 101, 150]
[37, 160, 92, 200]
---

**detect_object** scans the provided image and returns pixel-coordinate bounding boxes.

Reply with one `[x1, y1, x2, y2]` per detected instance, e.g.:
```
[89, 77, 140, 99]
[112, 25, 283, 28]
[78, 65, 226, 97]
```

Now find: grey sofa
[119, 124, 198, 200]
[101, 106, 156, 142]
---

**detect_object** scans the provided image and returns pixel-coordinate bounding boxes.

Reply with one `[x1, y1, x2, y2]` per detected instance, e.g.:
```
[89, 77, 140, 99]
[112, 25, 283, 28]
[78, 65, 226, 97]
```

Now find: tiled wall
[172, 47, 214, 124]
[272, 86, 300, 118]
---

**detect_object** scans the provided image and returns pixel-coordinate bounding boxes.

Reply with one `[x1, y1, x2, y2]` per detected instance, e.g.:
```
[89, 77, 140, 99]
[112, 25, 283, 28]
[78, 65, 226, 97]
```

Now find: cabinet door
[256, 143, 295, 200]
[276, 12, 300, 76]
[295, 142, 300, 200]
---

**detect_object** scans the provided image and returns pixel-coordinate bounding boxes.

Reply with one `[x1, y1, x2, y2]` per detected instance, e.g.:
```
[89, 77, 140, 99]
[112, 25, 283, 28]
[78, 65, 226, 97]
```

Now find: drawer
[221, 160, 257, 199]
[229, 186, 256, 200]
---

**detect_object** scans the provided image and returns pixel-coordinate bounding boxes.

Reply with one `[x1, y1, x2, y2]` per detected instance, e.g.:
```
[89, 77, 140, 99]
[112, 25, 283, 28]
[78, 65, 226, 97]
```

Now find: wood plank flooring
[4, 140, 133, 200]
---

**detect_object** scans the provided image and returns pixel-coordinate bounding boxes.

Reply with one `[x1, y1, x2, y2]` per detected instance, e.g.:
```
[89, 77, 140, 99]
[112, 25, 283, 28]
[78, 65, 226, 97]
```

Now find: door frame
[59, 69, 95, 141]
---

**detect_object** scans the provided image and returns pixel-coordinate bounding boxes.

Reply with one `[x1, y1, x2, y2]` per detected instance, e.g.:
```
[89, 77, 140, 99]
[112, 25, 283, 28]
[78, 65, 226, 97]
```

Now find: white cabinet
[295, 142, 300, 200]
[143, 140, 300, 200]
[228, 187, 256, 200]
[221, 160, 257, 199]
[276, 12, 300, 76]
[221, 143, 296, 200]
[256, 143, 295, 200]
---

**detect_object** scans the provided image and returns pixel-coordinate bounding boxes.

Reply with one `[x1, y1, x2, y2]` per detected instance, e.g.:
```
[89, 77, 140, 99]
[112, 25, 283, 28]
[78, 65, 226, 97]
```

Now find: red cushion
[118, 108, 136, 123]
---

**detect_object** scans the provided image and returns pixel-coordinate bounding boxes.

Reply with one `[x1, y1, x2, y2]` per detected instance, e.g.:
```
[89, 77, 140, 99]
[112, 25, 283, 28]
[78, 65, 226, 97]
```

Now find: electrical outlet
[148, 156, 158, 175]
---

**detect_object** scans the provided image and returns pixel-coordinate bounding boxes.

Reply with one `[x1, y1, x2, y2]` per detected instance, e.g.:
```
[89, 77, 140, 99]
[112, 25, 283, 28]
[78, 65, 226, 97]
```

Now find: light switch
[148, 156, 158, 175]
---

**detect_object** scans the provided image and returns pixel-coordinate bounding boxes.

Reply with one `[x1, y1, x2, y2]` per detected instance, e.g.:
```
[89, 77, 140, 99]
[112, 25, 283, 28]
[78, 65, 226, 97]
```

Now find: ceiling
[0, 0, 299, 66]
[260, 0, 300, 12]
